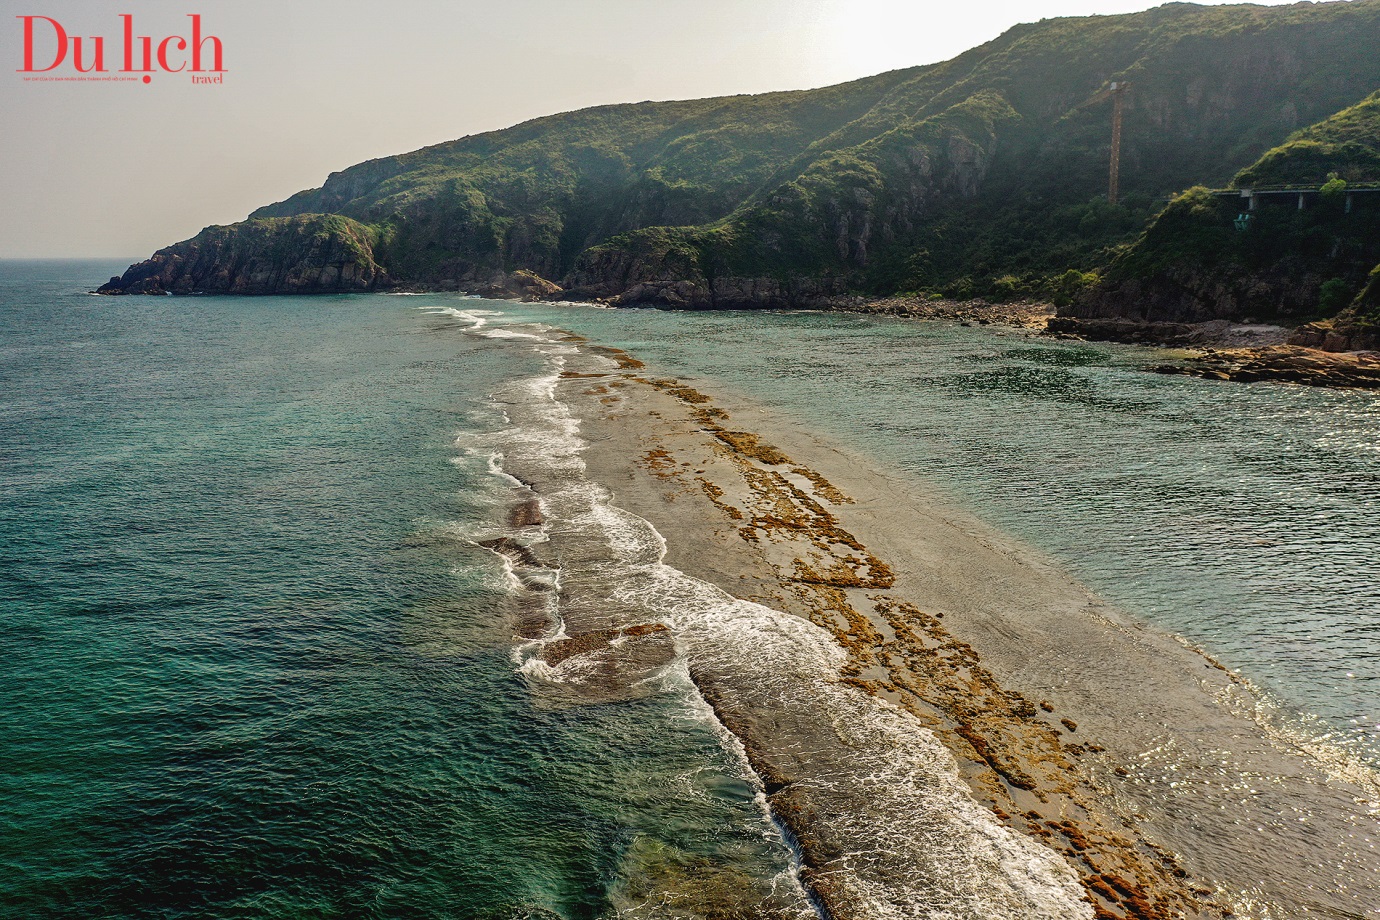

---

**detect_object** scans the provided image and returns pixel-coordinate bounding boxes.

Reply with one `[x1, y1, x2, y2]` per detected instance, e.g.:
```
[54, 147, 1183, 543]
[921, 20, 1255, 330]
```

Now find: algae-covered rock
[611, 836, 808, 920]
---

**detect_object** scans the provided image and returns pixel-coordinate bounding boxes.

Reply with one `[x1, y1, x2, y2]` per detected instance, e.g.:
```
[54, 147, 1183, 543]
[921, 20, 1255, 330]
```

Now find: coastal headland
[522, 338, 1380, 920]
[95, 3, 1380, 364]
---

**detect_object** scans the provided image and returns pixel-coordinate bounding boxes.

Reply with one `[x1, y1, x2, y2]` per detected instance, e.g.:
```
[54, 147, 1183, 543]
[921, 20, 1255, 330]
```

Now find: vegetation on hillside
[1236, 90, 1380, 187]
[99, 215, 384, 295]
[1328, 263, 1380, 340]
[1076, 89, 1380, 332]
[104, 0, 1380, 328]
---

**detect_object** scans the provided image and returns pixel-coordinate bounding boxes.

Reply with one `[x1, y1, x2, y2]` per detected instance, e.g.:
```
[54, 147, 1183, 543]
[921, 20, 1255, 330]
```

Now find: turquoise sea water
[496, 302, 1380, 761]
[3, 261, 1377, 917]
[499, 300, 1380, 767]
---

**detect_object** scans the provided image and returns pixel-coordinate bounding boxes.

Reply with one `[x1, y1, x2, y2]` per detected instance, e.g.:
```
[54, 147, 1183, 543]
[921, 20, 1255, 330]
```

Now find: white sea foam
[421, 306, 503, 329]
[477, 328, 545, 340]
[584, 500, 1092, 919]
[515, 654, 561, 680]
[617, 510, 1087, 917]
[447, 309, 1094, 918]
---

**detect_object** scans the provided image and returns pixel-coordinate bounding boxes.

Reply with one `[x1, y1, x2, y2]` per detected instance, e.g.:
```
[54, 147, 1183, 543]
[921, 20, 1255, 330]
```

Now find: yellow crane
[1082, 81, 1131, 205]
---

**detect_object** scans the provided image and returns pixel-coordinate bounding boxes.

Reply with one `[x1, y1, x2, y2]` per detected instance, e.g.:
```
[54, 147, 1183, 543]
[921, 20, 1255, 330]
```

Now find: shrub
[1318, 277, 1353, 313]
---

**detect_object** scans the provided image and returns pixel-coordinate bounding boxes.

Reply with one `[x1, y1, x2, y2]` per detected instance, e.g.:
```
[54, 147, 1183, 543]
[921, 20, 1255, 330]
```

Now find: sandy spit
[552, 343, 1379, 920]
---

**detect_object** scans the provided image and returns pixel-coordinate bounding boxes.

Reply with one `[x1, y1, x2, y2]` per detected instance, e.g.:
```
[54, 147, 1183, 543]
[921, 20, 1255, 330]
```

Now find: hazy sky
[1, 0, 1314, 258]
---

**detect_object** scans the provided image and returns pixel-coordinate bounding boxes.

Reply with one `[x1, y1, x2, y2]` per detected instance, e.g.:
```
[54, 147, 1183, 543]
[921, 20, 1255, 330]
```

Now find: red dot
[142, 75, 151, 84]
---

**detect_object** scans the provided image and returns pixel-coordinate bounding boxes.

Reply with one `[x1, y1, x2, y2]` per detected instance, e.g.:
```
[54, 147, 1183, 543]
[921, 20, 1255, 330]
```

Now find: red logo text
[17, 14, 225, 83]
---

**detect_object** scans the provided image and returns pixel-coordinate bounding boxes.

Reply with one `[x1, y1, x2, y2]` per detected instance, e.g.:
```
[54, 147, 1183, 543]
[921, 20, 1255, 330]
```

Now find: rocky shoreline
[1151, 344, 1380, 388]
[1044, 316, 1380, 387]
[620, 293, 1380, 389]
[96, 258, 1380, 389]
[549, 288, 1380, 390]
[820, 296, 1054, 329]
[1044, 316, 1289, 348]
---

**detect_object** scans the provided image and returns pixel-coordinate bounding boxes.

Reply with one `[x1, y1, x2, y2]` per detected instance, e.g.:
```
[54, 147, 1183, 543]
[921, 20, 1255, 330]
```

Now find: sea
[2, 259, 1376, 918]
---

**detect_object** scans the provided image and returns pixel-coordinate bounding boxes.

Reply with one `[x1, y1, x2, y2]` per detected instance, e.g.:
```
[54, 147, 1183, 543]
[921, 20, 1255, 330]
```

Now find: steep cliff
[100, 1, 1380, 307]
[1069, 90, 1380, 345]
[97, 215, 386, 295]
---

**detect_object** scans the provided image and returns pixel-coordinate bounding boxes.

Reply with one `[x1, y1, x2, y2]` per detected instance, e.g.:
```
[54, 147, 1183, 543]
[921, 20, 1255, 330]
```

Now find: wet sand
[553, 347, 1380, 920]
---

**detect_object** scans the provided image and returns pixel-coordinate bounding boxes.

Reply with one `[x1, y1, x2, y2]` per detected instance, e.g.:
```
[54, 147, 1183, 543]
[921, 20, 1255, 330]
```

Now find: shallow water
[3, 263, 1377, 918]
[502, 301, 1380, 769]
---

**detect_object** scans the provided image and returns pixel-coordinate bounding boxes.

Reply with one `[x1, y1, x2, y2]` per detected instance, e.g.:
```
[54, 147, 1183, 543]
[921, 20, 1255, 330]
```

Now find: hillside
[1069, 89, 1380, 348]
[1236, 89, 1380, 187]
[100, 1, 1380, 315]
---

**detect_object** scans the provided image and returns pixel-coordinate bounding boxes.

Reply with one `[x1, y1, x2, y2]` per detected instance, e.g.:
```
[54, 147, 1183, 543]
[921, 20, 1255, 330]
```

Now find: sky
[0, 0, 1317, 258]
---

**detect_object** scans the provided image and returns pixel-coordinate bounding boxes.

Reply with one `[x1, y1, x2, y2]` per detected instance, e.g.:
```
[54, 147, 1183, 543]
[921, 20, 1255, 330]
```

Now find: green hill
[101, 1, 1380, 316]
[1236, 90, 1380, 187]
[1071, 89, 1380, 347]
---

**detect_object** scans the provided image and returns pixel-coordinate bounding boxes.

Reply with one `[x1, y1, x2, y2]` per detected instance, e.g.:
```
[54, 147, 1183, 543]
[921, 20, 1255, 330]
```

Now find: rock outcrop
[1292, 262, 1380, 350]
[457, 269, 563, 301]
[1288, 320, 1380, 353]
[1153, 345, 1380, 388]
[97, 215, 386, 295]
[1071, 260, 1340, 326]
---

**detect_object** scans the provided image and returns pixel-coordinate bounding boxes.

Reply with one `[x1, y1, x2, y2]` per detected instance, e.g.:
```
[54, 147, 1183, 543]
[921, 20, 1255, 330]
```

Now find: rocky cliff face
[1073, 258, 1340, 324]
[98, 216, 387, 295]
[1067, 215, 1380, 350]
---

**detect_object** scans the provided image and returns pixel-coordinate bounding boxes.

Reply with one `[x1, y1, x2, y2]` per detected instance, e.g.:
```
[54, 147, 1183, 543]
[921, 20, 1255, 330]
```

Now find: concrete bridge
[1215, 185, 1380, 213]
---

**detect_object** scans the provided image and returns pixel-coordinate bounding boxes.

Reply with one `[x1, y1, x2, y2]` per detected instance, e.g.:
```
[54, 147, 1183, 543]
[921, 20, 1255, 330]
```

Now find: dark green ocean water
[3, 261, 1377, 918]
[0, 262, 798, 919]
